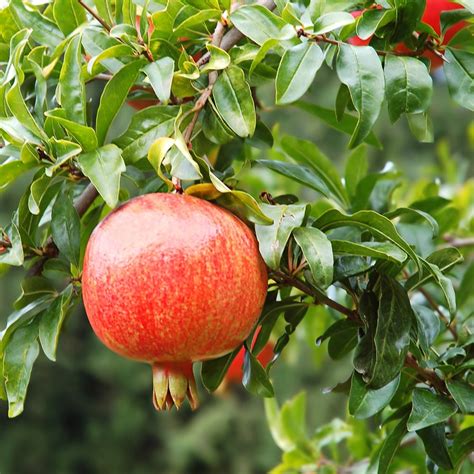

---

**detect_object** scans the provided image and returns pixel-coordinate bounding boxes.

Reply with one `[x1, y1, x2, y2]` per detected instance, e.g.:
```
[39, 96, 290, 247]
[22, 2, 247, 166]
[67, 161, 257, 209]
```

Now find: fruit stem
[152, 362, 199, 411]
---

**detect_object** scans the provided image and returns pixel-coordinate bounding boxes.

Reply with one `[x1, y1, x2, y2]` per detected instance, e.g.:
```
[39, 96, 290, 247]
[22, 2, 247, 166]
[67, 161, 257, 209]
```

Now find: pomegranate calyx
[152, 362, 199, 411]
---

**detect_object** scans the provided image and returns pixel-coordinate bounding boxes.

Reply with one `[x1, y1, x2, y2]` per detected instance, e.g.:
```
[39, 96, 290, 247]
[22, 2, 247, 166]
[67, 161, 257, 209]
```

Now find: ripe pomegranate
[348, 1, 466, 68]
[82, 193, 268, 410]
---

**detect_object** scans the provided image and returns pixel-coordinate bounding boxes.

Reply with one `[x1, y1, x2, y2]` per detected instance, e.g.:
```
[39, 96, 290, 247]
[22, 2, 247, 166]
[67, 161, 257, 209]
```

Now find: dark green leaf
[444, 48, 474, 111]
[407, 388, 458, 432]
[142, 57, 174, 104]
[331, 240, 407, 263]
[96, 59, 146, 145]
[275, 42, 324, 105]
[201, 347, 240, 391]
[51, 192, 81, 266]
[243, 348, 274, 397]
[14, 277, 56, 310]
[451, 428, 474, 469]
[349, 372, 400, 419]
[413, 305, 440, 353]
[446, 379, 474, 414]
[336, 45, 384, 148]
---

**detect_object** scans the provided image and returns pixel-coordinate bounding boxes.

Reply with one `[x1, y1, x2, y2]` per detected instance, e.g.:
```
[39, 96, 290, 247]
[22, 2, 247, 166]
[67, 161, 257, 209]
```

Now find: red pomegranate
[82, 193, 268, 410]
[348, 1, 466, 68]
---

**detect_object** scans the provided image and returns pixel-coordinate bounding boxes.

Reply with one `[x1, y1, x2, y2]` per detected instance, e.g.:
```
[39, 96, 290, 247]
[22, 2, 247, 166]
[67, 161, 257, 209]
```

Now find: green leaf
[318, 319, 360, 360]
[312, 11, 355, 35]
[3, 320, 40, 418]
[212, 66, 256, 138]
[14, 277, 56, 310]
[451, 428, 474, 469]
[256, 159, 334, 199]
[444, 48, 474, 111]
[0, 220, 24, 266]
[77, 144, 126, 208]
[345, 145, 368, 202]
[81, 27, 124, 74]
[86, 44, 134, 77]
[349, 372, 400, 419]
[275, 42, 324, 105]
[417, 423, 453, 470]
[356, 9, 396, 40]
[201, 346, 241, 392]
[10, 0, 64, 49]
[243, 347, 274, 397]
[385, 207, 439, 238]
[0, 117, 41, 145]
[280, 136, 348, 206]
[336, 45, 384, 148]
[173, 9, 220, 35]
[51, 192, 81, 266]
[59, 35, 86, 124]
[370, 415, 409, 474]
[446, 379, 474, 414]
[255, 204, 307, 269]
[314, 209, 421, 272]
[142, 57, 174, 104]
[413, 305, 440, 353]
[93, 0, 113, 26]
[39, 286, 74, 362]
[96, 59, 146, 145]
[114, 105, 180, 162]
[293, 227, 333, 289]
[230, 4, 293, 46]
[331, 240, 407, 263]
[294, 101, 382, 148]
[53, 0, 87, 36]
[201, 44, 231, 72]
[6, 80, 47, 141]
[407, 388, 458, 432]
[384, 55, 432, 123]
[407, 111, 434, 143]
[279, 392, 307, 446]
[0, 160, 35, 191]
[44, 109, 98, 152]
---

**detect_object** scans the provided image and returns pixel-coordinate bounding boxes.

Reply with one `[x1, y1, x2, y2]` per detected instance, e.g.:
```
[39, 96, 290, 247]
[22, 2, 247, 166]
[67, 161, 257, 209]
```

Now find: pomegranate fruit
[82, 193, 268, 410]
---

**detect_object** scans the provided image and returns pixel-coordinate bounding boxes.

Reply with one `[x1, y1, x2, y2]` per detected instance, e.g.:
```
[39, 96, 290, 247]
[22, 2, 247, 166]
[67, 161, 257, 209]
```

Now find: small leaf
[384, 55, 432, 123]
[51, 191, 81, 266]
[212, 66, 256, 138]
[275, 42, 324, 105]
[255, 204, 307, 269]
[293, 227, 333, 288]
[96, 59, 146, 145]
[77, 144, 126, 208]
[201, 45, 231, 72]
[143, 57, 174, 104]
[336, 45, 384, 148]
[349, 372, 400, 419]
[3, 320, 40, 418]
[243, 347, 274, 397]
[147, 136, 175, 188]
[446, 379, 474, 414]
[407, 388, 458, 432]
[39, 286, 74, 362]
[0, 220, 24, 266]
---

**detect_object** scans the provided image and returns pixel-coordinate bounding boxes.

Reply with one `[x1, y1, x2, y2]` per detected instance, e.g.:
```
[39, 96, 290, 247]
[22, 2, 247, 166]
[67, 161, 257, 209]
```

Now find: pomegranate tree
[82, 193, 268, 410]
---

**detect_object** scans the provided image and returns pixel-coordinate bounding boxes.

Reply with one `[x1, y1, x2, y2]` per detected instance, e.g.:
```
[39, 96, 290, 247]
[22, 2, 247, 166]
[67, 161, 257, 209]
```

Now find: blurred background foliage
[1, 66, 473, 473]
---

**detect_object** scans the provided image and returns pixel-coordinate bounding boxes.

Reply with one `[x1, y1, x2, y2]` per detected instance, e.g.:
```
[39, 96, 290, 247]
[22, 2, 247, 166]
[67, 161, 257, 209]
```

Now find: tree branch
[405, 353, 448, 395]
[77, 0, 111, 32]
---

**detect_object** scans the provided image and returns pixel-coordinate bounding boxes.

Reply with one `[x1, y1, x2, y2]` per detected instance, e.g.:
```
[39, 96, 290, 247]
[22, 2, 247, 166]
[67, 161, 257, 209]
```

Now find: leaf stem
[77, 0, 112, 32]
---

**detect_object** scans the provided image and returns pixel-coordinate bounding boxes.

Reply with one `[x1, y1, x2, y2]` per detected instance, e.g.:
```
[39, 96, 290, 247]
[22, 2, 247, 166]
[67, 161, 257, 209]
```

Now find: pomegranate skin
[82, 193, 268, 366]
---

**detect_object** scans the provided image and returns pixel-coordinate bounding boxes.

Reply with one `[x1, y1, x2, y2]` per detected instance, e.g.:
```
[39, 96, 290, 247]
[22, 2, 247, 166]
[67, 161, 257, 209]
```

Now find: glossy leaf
[407, 388, 458, 432]
[53, 0, 87, 36]
[293, 227, 333, 288]
[417, 423, 453, 470]
[51, 192, 81, 267]
[201, 346, 241, 392]
[212, 66, 256, 138]
[275, 42, 324, 105]
[344, 145, 368, 202]
[0, 220, 24, 266]
[143, 57, 174, 104]
[349, 373, 400, 419]
[336, 45, 384, 148]
[77, 144, 126, 208]
[255, 204, 306, 269]
[39, 286, 74, 362]
[201, 45, 231, 72]
[331, 240, 407, 263]
[312, 12, 354, 35]
[243, 348, 274, 397]
[446, 379, 474, 414]
[444, 48, 474, 111]
[384, 55, 432, 123]
[96, 59, 146, 145]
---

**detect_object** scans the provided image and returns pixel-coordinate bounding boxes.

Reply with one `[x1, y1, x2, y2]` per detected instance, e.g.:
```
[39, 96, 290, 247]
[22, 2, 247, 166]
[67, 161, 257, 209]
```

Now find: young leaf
[255, 204, 307, 269]
[0, 220, 24, 266]
[212, 66, 256, 138]
[59, 35, 86, 124]
[77, 144, 126, 208]
[336, 45, 384, 148]
[51, 192, 81, 267]
[349, 372, 400, 419]
[293, 227, 333, 288]
[3, 320, 40, 418]
[384, 56, 433, 123]
[407, 388, 458, 432]
[39, 286, 74, 362]
[201, 45, 231, 72]
[142, 57, 174, 104]
[275, 42, 324, 105]
[96, 59, 146, 145]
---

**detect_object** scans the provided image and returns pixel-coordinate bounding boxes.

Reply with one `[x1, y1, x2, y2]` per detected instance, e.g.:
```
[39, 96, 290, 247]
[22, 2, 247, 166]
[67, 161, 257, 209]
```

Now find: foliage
[0, 0, 473, 472]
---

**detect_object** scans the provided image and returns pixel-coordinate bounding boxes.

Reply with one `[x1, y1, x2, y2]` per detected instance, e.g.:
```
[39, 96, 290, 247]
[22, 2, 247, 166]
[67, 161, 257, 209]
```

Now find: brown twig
[0, 238, 11, 248]
[405, 353, 448, 395]
[77, 0, 112, 32]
